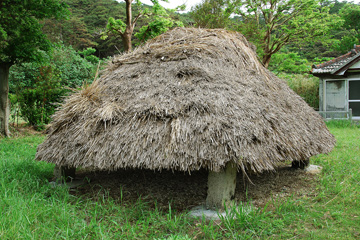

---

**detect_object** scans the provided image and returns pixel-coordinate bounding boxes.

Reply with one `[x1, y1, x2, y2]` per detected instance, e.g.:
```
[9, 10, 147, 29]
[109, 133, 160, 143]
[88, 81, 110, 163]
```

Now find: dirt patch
[72, 163, 318, 212]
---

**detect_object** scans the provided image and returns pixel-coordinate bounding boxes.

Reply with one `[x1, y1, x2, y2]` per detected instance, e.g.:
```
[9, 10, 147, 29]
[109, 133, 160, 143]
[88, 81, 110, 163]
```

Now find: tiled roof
[311, 45, 360, 75]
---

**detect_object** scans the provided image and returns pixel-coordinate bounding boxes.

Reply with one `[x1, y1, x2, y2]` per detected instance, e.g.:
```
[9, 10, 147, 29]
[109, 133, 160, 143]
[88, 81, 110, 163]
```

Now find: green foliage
[78, 47, 100, 64]
[42, 0, 128, 57]
[300, 2, 360, 60]
[50, 44, 96, 87]
[0, 0, 69, 64]
[332, 3, 360, 53]
[135, 16, 184, 43]
[0, 0, 69, 135]
[313, 56, 333, 65]
[329, 0, 347, 14]
[42, 16, 98, 51]
[339, 3, 360, 31]
[101, 0, 184, 51]
[101, 17, 127, 40]
[173, 12, 195, 27]
[337, 30, 359, 52]
[269, 52, 311, 74]
[278, 73, 319, 109]
[15, 66, 66, 128]
[9, 44, 96, 128]
[234, 0, 342, 67]
[190, 0, 237, 29]
[290, 1, 359, 61]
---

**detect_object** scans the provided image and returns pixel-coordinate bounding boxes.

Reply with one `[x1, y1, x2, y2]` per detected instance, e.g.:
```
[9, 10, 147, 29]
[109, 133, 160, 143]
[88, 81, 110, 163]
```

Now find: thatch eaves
[36, 28, 335, 174]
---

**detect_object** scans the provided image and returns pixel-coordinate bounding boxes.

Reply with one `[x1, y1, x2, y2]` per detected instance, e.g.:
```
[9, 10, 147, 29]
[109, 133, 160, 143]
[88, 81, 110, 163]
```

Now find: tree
[339, 2, 360, 31]
[329, 0, 347, 14]
[190, 0, 237, 29]
[269, 51, 311, 74]
[9, 44, 97, 128]
[42, 16, 97, 50]
[101, 0, 183, 52]
[235, 0, 342, 67]
[0, 0, 69, 136]
[42, 0, 127, 57]
[336, 3, 360, 51]
[285, 1, 348, 61]
[134, 3, 184, 43]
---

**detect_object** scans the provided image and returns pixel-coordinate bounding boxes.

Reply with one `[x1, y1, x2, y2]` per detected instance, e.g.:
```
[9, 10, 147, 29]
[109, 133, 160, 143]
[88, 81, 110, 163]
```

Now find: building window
[325, 80, 346, 112]
[349, 80, 360, 117]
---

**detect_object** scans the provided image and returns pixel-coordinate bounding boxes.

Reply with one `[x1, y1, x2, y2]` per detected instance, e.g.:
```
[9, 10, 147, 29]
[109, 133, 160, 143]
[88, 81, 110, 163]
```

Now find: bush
[9, 44, 98, 128]
[269, 52, 311, 74]
[278, 73, 319, 109]
[50, 44, 96, 87]
[17, 66, 67, 129]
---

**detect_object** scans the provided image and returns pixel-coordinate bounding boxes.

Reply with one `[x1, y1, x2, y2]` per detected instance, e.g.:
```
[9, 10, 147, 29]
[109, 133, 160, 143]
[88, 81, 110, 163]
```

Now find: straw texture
[36, 28, 335, 173]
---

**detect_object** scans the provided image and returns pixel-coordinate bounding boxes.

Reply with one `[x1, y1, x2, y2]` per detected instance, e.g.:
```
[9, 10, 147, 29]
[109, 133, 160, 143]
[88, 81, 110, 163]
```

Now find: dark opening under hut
[36, 28, 335, 209]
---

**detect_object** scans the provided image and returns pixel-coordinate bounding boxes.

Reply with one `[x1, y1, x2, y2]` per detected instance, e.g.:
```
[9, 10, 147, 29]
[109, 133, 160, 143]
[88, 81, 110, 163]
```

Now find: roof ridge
[311, 45, 360, 75]
[314, 51, 353, 69]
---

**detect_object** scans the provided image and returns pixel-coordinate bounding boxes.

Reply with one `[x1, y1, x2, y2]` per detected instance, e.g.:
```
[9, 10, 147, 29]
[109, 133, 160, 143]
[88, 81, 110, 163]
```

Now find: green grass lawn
[0, 122, 359, 239]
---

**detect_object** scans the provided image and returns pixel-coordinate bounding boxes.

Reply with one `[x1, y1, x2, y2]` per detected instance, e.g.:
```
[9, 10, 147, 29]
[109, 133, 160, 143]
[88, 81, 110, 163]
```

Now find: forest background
[6, 0, 360, 131]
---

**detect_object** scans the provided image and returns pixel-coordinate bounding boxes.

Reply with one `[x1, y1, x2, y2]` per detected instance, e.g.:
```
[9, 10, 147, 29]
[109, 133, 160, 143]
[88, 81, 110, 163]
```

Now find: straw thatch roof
[36, 28, 335, 173]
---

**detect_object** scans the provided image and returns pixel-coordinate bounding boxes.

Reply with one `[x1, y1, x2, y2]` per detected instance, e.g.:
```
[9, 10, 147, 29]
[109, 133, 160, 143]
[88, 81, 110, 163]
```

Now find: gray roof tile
[311, 45, 360, 75]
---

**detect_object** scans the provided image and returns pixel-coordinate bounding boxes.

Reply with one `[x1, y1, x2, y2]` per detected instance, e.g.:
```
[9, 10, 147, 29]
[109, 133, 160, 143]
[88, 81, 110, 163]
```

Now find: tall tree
[0, 0, 68, 136]
[334, 3, 360, 53]
[190, 0, 237, 29]
[235, 0, 341, 67]
[42, 0, 127, 57]
[101, 0, 183, 52]
[339, 3, 360, 32]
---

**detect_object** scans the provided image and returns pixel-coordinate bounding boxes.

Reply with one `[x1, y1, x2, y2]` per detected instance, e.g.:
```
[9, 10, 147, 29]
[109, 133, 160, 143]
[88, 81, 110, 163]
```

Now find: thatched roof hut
[36, 28, 335, 208]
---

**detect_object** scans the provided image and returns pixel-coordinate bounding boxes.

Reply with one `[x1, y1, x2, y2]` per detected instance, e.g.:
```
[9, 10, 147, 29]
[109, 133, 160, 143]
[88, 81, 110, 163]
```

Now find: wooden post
[54, 165, 76, 183]
[206, 162, 237, 210]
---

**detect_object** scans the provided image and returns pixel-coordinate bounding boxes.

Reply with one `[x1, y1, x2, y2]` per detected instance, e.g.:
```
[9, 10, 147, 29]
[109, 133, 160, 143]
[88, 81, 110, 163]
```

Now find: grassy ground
[0, 122, 359, 239]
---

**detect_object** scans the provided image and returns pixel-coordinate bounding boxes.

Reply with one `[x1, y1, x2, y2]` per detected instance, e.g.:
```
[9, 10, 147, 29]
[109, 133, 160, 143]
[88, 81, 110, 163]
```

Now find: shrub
[278, 73, 319, 109]
[269, 52, 311, 74]
[11, 65, 67, 129]
[9, 44, 97, 128]
[50, 44, 96, 87]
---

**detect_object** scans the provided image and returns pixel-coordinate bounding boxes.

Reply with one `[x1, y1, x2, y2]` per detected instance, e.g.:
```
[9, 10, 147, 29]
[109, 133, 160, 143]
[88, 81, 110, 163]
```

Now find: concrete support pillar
[291, 159, 310, 170]
[206, 162, 237, 210]
[54, 165, 76, 183]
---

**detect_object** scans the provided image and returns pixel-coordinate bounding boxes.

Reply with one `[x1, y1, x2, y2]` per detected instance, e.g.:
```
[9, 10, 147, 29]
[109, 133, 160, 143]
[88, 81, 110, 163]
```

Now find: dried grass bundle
[36, 28, 335, 173]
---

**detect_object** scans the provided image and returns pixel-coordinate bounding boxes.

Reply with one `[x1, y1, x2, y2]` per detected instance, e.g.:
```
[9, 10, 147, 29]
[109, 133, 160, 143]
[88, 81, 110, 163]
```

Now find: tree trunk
[0, 63, 11, 137]
[262, 54, 271, 68]
[123, 0, 133, 52]
[122, 29, 133, 52]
